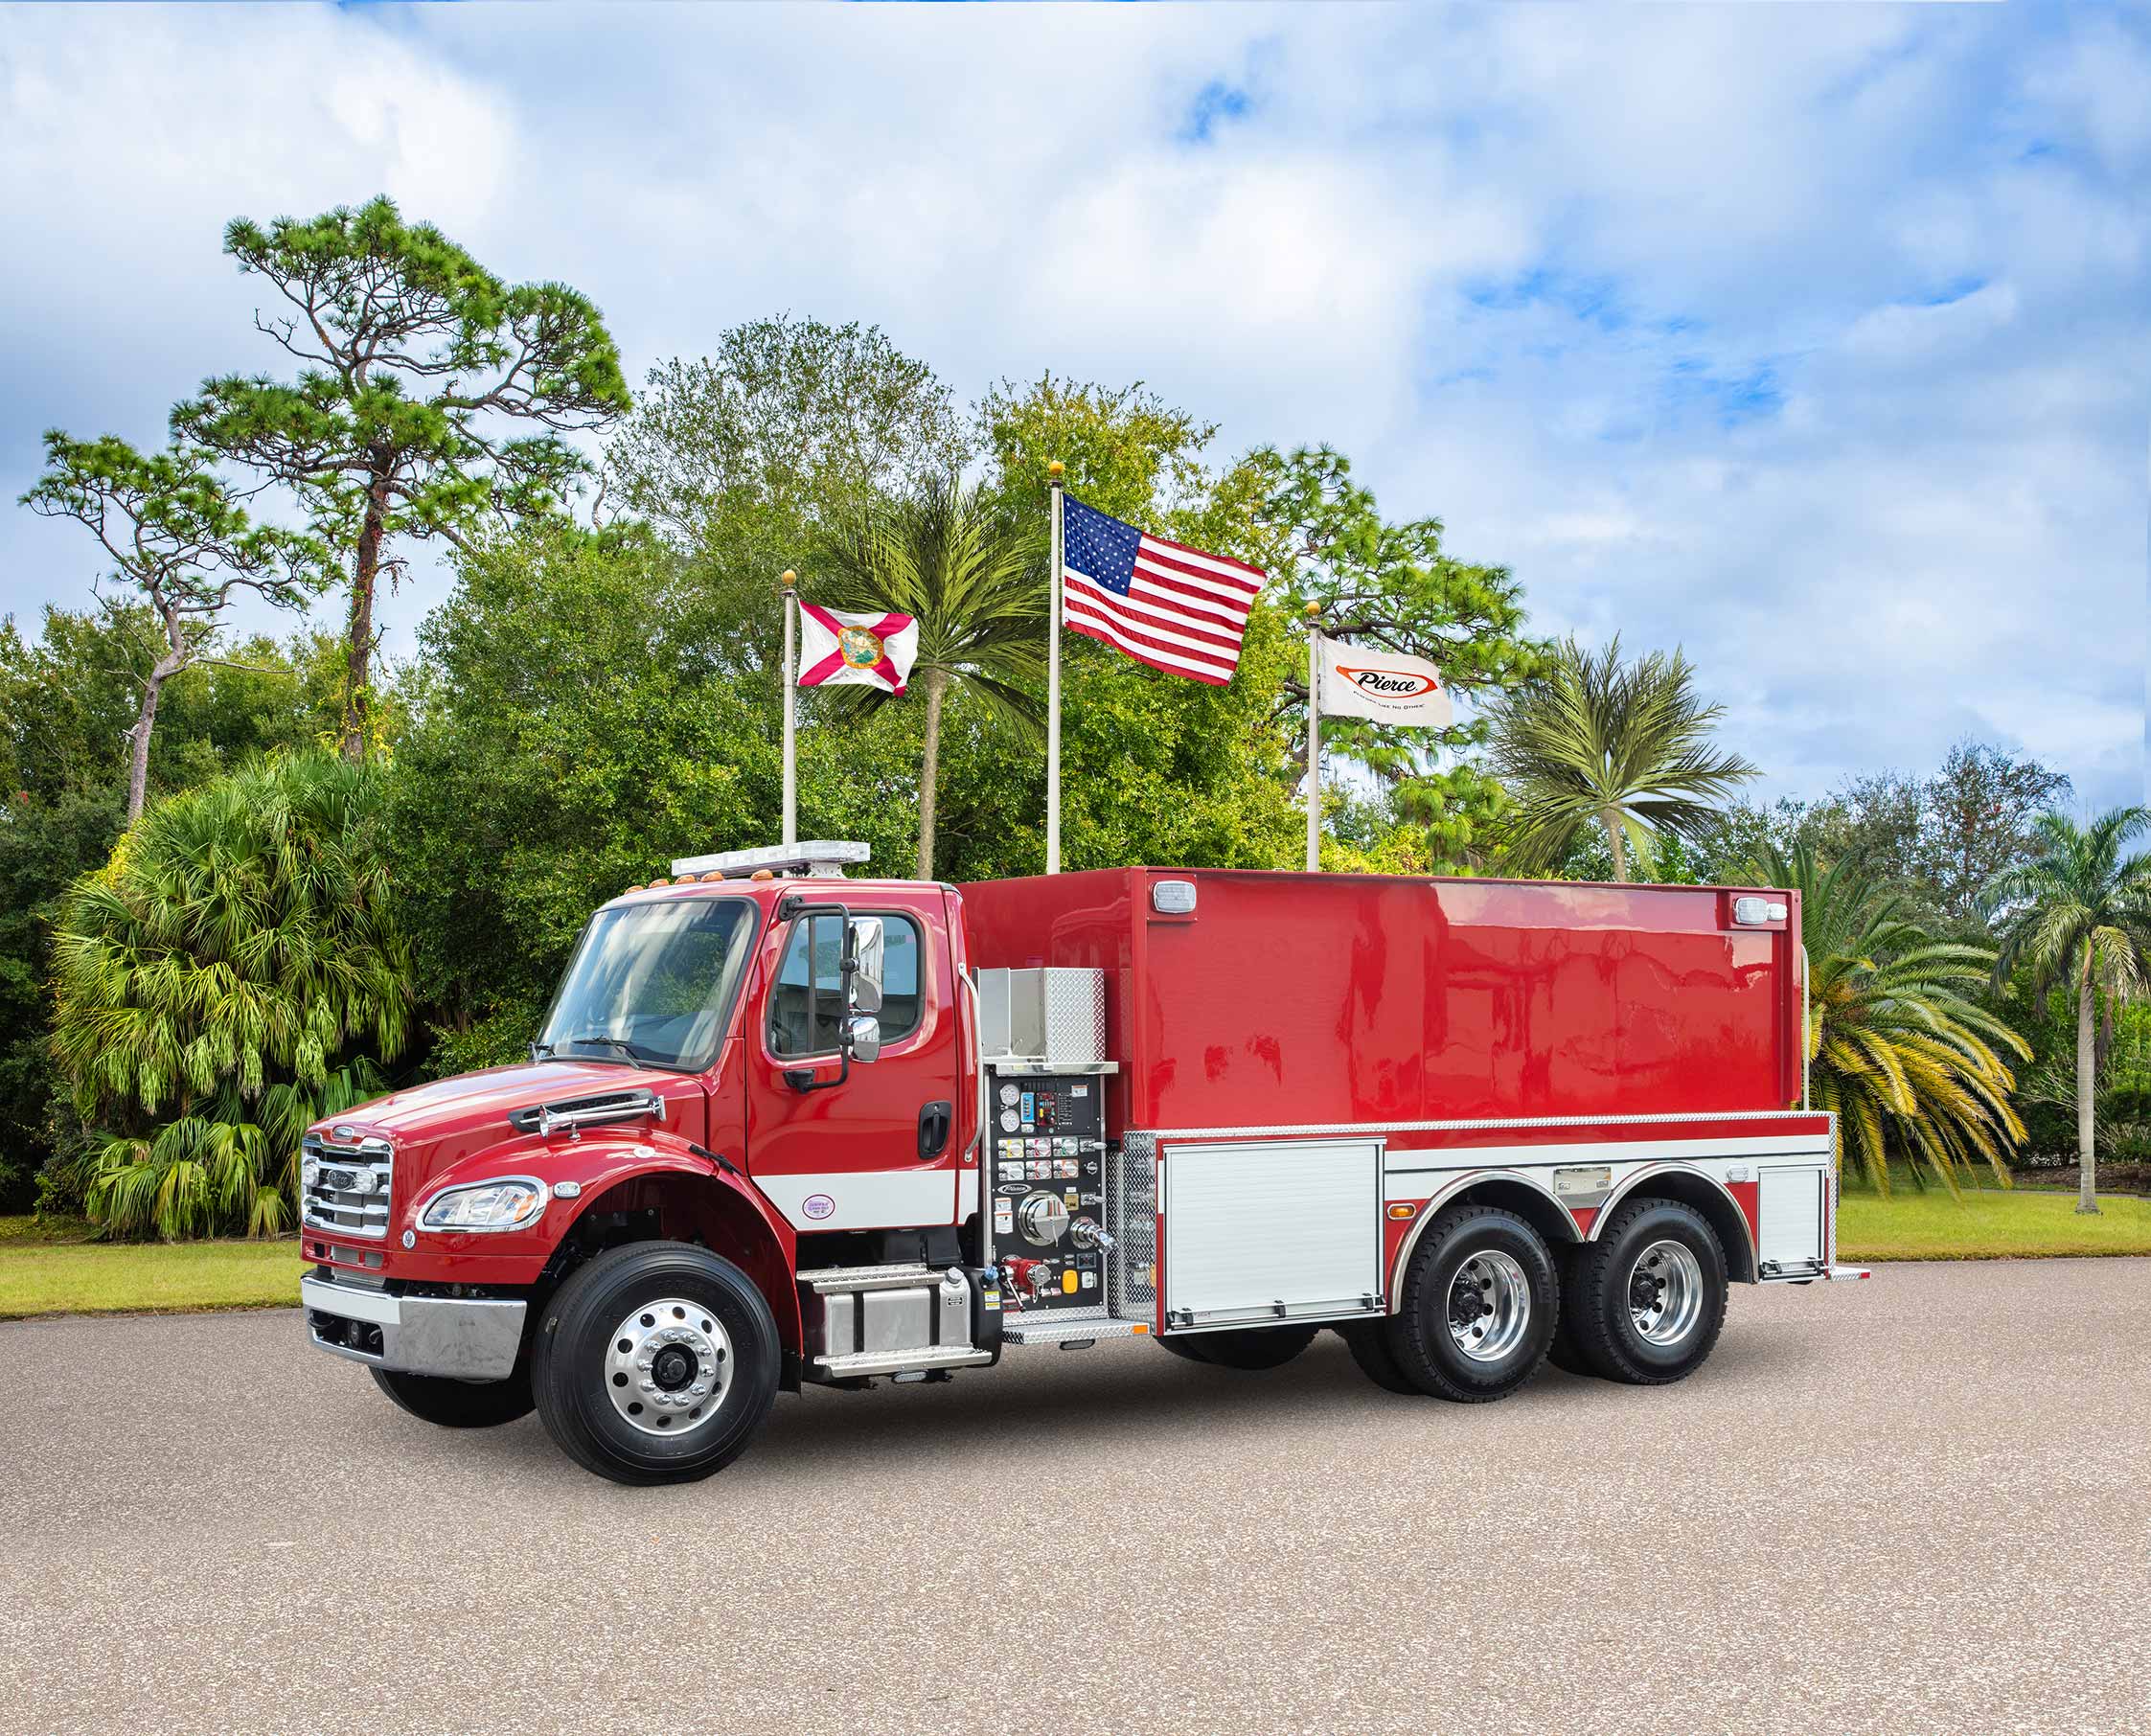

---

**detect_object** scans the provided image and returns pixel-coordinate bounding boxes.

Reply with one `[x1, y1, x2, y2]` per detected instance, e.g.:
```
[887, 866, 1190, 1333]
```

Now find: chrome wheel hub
[1629, 1240, 1704, 1346]
[1446, 1250, 1531, 1363]
[606, 1297, 731, 1437]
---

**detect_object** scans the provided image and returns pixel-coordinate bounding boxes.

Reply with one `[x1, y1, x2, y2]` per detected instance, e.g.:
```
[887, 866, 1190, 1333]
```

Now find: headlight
[419, 1178, 548, 1233]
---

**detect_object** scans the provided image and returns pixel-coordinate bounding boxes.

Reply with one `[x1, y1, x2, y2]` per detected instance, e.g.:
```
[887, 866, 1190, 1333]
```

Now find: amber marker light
[750, 868, 776, 881]
[1386, 1202, 1419, 1221]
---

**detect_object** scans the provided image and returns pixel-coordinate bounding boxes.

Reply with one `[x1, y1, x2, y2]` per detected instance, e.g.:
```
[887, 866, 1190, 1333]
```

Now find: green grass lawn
[0, 1216, 302, 1319]
[1838, 1183, 2151, 1262]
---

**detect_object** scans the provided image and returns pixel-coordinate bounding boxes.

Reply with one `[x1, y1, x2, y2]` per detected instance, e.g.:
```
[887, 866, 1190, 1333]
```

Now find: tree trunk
[1600, 809, 1628, 880]
[915, 667, 947, 881]
[126, 642, 190, 825]
[2076, 956, 2099, 1215]
[342, 474, 390, 763]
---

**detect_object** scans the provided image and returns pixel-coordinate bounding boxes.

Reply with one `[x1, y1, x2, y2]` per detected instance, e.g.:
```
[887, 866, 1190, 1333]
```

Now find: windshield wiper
[536, 1035, 650, 1070]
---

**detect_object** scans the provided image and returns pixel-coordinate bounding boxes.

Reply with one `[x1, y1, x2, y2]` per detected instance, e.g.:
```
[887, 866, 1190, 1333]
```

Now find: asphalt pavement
[2, 1259, 2146, 1735]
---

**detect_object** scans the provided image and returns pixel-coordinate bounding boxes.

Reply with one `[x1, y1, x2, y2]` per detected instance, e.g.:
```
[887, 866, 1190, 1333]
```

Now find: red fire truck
[299, 841, 1863, 1484]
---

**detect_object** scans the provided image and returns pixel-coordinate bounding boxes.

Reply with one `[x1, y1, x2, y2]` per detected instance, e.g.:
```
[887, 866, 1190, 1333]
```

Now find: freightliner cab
[299, 841, 1863, 1485]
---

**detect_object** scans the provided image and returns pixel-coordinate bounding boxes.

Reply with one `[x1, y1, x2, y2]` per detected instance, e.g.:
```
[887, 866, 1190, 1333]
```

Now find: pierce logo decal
[1336, 665, 1441, 699]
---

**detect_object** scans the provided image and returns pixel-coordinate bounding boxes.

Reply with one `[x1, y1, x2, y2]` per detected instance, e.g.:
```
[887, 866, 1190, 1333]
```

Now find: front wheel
[532, 1242, 780, 1485]
[371, 1366, 534, 1428]
[1562, 1198, 1728, 1385]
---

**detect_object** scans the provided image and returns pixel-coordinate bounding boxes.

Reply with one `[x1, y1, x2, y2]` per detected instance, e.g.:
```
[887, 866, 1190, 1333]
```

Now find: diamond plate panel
[1107, 1133, 1156, 1322]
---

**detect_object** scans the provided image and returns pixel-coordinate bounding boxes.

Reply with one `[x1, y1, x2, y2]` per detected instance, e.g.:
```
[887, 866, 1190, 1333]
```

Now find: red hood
[338, 1060, 635, 1138]
[315, 1060, 707, 1201]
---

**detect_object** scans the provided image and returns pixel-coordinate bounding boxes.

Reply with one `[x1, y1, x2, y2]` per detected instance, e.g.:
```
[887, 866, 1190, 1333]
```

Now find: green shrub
[50, 752, 413, 1239]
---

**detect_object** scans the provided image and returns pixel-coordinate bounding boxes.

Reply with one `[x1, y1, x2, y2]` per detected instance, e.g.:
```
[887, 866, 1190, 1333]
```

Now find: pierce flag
[796, 605, 919, 695]
[1315, 632, 1453, 728]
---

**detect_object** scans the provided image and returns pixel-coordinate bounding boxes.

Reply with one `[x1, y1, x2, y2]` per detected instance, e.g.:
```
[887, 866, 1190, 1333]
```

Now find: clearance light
[420, 1179, 547, 1233]
[1386, 1202, 1419, 1221]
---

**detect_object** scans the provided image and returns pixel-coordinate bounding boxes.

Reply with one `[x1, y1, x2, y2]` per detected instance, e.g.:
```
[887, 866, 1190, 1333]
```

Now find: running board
[1001, 1308, 1148, 1347]
[812, 1343, 995, 1380]
[1826, 1264, 1871, 1281]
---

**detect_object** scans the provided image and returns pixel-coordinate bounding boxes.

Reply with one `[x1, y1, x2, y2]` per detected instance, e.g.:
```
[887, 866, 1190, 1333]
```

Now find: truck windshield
[535, 898, 758, 1072]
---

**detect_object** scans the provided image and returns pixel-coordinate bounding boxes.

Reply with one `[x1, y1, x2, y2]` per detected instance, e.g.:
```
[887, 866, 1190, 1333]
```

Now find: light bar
[671, 840, 871, 879]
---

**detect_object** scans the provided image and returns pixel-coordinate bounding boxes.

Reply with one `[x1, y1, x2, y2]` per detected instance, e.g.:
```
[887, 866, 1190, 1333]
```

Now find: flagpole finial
[1304, 602, 1320, 621]
[1047, 460, 1064, 481]
[781, 569, 796, 589]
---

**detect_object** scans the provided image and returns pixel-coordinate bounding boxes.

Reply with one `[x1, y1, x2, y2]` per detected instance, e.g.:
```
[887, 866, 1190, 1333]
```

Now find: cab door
[744, 888, 961, 1234]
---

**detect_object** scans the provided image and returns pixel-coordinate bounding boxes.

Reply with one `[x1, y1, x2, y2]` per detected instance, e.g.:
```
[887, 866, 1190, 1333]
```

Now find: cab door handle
[917, 1100, 952, 1160]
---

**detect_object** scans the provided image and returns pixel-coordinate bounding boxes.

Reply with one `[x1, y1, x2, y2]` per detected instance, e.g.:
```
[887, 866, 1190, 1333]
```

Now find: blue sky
[3, 3, 2145, 809]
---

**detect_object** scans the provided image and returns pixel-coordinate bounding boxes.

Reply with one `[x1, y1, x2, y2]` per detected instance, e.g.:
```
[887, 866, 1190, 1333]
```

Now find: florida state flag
[796, 605, 919, 695]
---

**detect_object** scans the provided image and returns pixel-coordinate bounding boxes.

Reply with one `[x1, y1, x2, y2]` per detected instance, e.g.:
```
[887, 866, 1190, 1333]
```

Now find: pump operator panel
[988, 1072, 1107, 1310]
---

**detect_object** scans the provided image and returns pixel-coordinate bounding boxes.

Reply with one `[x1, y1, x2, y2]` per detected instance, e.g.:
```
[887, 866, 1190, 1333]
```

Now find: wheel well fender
[559, 1155, 801, 1356]
[1386, 1170, 1584, 1298]
[1594, 1164, 1757, 1284]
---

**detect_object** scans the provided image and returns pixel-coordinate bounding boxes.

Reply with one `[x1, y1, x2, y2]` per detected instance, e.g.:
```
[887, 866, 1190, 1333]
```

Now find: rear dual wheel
[1379, 1205, 1561, 1403]
[1559, 1199, 1728, 1385]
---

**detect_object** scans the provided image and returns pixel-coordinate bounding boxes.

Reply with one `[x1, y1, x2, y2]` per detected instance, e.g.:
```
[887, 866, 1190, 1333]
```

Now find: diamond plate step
[1000, 1308, 1148, 1347]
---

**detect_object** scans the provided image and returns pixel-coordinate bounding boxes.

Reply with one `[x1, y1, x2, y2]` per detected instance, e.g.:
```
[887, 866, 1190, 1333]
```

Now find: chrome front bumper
[301, 1274, 527, 1382]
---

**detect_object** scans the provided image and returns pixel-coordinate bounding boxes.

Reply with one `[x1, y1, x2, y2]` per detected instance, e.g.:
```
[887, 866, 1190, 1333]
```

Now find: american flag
[1060, 494, 1264, 685]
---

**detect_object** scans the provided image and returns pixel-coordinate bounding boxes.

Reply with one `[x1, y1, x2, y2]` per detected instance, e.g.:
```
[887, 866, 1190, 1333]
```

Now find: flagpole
[781, 569, 797, 847]
[1305, 604, 1322, 872]
[1046, 460, 1064, 875]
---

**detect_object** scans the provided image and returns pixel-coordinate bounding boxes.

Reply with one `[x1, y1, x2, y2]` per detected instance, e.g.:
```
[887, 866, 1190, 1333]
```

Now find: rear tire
[1385, 1205, 1558, 1403]
[1563, 1198, 1728, 1385]
[1338, 1320, 1420, 1395]
[1156, 1335, 1217, 1364]
[371, 1365, 534, 1428]
[533, 1241, 780, 1485]
[1183, 1324, 1318, 1370]
[1545, 1251, 1599, 1378]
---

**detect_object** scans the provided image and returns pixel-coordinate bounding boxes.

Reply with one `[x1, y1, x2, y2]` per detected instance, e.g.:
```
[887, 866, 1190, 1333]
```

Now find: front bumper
[302, 1274, 528, 1382]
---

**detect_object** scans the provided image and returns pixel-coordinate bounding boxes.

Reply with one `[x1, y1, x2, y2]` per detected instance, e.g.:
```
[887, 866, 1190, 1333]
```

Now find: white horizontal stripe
[1130, 572, 1252, 632]
[1137, 536, 1262, 584]
[1381, 1135, 1833, 1182]
[757, 1170, 956, 1233]
[1132, 550, 1260, 608]
[1064, 602, 1236, 679]
[1064, 584, 1241, 673]
[1077, 572, 1246, 646]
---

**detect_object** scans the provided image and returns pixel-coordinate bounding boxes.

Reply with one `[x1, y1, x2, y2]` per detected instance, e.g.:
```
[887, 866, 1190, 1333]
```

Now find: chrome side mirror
[846, 916, 884, 1016]
[844, 1012, 881, 1065]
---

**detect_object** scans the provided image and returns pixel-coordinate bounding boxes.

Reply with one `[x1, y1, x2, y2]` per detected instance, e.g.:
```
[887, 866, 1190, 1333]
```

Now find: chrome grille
[301, 1135, 393, 1239]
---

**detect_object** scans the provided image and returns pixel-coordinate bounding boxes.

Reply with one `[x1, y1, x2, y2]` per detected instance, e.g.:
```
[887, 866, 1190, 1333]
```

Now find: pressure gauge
[998, 1083, 1021, 1107]
[999, 1108, 1021, 1132]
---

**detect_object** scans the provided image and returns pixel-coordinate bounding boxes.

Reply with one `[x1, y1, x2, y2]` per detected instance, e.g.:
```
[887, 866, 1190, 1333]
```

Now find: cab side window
[767, 913, 924, 1058]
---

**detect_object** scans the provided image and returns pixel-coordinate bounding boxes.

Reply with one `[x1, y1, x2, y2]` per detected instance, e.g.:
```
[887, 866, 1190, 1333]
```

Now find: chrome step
[812, 1343, 996, 1380]
[799, 1262, 939, 1294]
[1000, 1307, 1148, 1347]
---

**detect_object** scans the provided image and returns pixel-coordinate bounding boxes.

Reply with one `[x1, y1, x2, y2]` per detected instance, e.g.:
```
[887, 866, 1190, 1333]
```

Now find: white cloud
[1, 2, 2143, 812]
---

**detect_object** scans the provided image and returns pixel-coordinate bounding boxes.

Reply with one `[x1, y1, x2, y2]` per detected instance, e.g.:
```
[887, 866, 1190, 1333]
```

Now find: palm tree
[1984, 809, 2151, 1215]
[51, 751, 413, 1238]
[1485, 634, 1756, 879]
[1763, 841, 2027, 1195]
[819, 477, 1046, 879]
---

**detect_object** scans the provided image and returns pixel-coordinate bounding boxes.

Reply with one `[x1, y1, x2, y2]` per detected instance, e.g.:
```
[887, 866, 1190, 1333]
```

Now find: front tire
[1563, 1198, 1728, 1385]
[371, 1366, 534, 1428]
[1385, 1206, 1558, 1403]
[533, 1241, 780, 1485]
